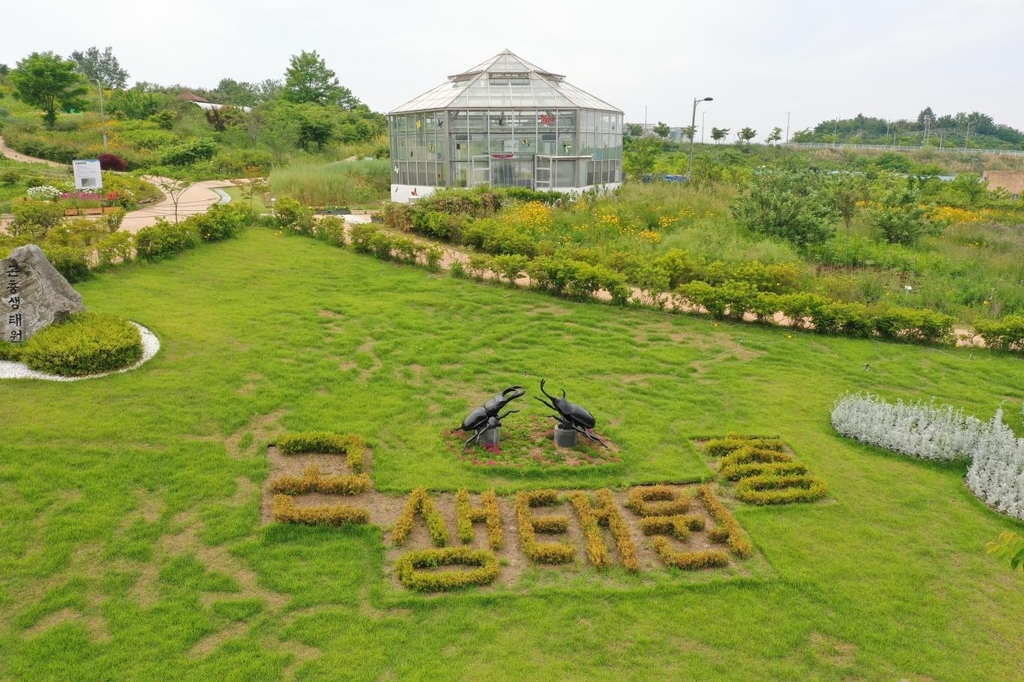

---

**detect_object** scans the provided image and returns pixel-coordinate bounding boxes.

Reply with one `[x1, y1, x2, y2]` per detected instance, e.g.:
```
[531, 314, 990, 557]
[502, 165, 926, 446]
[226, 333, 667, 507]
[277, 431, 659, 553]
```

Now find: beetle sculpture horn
[457, 385, 526, 452]
[534, 378, 607, 448]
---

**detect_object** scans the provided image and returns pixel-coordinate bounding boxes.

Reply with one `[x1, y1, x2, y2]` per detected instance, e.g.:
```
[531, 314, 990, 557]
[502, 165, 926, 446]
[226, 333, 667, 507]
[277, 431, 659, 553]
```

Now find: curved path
[0, 135, 233, 232]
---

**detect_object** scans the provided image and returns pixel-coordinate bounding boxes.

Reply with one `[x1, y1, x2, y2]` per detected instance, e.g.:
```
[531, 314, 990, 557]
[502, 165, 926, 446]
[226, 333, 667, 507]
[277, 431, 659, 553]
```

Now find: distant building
[388, 50, 623, 203]
[983, 171, 1024, 198]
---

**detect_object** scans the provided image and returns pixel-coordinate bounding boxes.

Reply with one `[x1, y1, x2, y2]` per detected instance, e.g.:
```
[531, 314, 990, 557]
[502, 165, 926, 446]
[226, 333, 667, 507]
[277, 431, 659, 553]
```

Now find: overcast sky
[4, 0, 1022, 142]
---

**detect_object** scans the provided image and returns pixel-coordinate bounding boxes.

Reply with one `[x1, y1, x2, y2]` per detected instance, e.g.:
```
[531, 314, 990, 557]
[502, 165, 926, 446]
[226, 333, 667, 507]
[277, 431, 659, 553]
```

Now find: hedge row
[19, 313, 142, 376]
[276, 432, 367, 473]
[515, 490, 575, 564]
[455, 489, 503, 550]
[272, 494, 368, 526]
[975, 315, 1024, 352]
[348, 223, 442, 271]
[392, 487, 448, 547]
[395, 547, 500, 592]
[703, 436, 785, 459]
[697, 486, 753, 559]
[570, 492, 610, 569]
[735, 474, 829, 505]
[268, 464, 370, 496]
[679, 285, 956, 344]
[594, 489, 641, 571]
[652, 539, 730, 570]
[135, 204, 256, 262]
[720, 461, 809, 482]
[639, 514, 706, 541]
[716, 445, 829, 505]
[625, 485, 692, 517]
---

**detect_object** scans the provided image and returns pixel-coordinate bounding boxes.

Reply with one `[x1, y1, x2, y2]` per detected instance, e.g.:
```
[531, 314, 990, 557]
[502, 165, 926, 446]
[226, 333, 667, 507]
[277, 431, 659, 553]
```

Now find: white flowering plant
[26, 185, 62, 201]
[832, 393, 1024, 520]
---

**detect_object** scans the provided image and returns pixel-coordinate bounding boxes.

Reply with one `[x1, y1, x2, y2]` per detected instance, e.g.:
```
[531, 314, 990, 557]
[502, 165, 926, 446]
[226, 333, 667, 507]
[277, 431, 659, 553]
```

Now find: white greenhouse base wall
[390, 183, 621, 204]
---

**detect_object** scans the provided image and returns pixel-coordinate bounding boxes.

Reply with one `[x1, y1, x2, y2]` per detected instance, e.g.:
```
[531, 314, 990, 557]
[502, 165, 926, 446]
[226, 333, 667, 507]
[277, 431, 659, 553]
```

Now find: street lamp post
[686, 96, 713, 180]
[785, 111, 791, 144]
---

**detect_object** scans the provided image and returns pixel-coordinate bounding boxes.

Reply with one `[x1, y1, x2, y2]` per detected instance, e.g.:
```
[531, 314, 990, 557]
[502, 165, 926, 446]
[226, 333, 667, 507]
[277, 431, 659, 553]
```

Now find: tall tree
[282, 51, 359, 108]
[711, 127, 728, 144]
[738, 127, 757, 144]
[681, 125, 696, 141]
[625, 122, 644, 138]
[11, 52, 88, 127]
[765, 127, 783, 145]
[652, 121, 670, 138]
[70, 46, 129, 88]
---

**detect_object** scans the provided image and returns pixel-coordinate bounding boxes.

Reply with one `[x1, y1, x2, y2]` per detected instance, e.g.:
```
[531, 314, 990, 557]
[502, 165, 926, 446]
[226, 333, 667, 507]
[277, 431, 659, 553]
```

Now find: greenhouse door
[470, 155, 490, 187]
[535, 155, 552, 190]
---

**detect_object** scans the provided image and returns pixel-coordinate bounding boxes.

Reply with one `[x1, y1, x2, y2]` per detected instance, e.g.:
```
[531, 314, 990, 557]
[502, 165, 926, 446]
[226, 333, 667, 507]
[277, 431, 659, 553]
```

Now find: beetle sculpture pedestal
[479, 427, 500, 446]
[553, 422, 577, 448]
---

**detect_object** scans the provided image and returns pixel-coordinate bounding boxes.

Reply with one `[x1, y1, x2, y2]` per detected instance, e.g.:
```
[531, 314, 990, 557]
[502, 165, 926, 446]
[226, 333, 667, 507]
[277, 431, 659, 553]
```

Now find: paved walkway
[0, 135, 234, 233]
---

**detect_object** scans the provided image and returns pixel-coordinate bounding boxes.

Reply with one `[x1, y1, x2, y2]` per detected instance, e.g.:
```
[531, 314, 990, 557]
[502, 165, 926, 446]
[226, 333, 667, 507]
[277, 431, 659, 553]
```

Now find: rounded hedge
[22, 313, 143, 377]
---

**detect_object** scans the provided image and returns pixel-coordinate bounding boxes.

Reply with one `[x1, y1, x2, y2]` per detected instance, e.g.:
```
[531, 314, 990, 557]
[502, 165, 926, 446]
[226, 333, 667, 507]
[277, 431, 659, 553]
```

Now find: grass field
[1, 227, 1023, 681]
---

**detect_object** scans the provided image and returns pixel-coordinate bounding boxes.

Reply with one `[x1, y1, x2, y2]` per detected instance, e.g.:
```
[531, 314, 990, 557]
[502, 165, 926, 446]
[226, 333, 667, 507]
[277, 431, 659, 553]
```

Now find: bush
[274, 196, 315, 234]
[348, 223, 380, 254]
[103, 207, 127, 232]
[313, 216, 347, 247]
[395, 547, 500, 592]
[594, 489, 641, 571]
[0, 339, 24, 362]
[193, 203, 253, 242]
[134, 218, 200, 261]
[976, 316, 1024, 352]
[97, 153, 128, 171]
[10, 199, 64, 238]
[276, 432, 366, 473]
[159, 138, 218, 166]
[97, 232, 134, 267]
[41, 245, 90, 283]
[22, 313, 142, 377]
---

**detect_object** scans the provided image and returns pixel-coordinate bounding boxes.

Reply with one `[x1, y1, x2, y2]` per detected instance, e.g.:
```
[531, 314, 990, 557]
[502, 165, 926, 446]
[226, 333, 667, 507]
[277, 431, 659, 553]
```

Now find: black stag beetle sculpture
[458, 386, 527, 452]
[535, 378, 607, 447]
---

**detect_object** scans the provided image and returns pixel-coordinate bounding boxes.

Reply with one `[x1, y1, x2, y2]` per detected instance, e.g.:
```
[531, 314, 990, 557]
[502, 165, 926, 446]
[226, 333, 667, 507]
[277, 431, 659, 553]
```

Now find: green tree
[950, 172, 987, 206]
[738, 127, 757, 144]
[11, 52, 88, 127]
[625, 123, 644, 138]
[711, 127, 729, 144]
[652, 121, 670, 138]
[868, 177, 937, 245]
[213, 78, 260, 107]
[108, 85, 165, 120]
[681, 125, 696, 141]
[70, 46, 129, 88]
[987, 532, 1024, 572]
[825, 173, 869, 235]
[731, 168, 839, 247]
[623, 136, 662, 179]
[283, 51, 359, 108]
[765, 127, 783, 145]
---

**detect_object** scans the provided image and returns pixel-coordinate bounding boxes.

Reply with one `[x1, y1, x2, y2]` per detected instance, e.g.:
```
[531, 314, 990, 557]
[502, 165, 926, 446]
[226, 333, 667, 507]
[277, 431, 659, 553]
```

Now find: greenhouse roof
[389, 50, 621, 114]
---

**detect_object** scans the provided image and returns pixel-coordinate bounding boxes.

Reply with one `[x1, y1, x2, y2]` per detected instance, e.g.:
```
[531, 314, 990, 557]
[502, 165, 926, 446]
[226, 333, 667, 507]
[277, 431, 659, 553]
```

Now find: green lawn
[1, 227, 1023, 681]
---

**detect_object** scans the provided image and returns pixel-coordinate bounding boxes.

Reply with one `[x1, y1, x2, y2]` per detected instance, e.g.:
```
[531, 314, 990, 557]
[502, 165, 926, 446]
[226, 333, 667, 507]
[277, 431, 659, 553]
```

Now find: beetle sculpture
[458, 386, 527, 452]
[535, 378, 607, 447]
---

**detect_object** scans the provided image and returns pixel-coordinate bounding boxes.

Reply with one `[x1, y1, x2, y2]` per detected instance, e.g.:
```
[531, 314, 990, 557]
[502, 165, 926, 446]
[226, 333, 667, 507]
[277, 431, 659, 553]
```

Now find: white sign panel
[72, 159, 103, 191]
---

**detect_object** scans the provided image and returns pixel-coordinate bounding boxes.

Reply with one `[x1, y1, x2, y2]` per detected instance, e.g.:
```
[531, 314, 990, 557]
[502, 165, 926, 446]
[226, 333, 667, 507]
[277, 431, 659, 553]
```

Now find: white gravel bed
[0, 323, 160, 382]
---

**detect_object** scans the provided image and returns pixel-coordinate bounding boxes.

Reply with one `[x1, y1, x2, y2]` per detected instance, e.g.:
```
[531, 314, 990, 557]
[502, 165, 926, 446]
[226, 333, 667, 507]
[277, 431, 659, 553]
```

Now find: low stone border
[0, 322, 160, 382]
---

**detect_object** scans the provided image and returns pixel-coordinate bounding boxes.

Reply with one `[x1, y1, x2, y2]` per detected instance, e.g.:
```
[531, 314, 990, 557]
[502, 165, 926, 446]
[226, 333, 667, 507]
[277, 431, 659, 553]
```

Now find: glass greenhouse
[388, 50, 623, 202]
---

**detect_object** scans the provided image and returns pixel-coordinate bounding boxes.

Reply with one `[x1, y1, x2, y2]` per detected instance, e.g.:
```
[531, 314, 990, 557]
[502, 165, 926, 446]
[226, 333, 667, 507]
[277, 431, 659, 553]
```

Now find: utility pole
[96, 79, 108, 149]
[785, 111, 790, 144]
